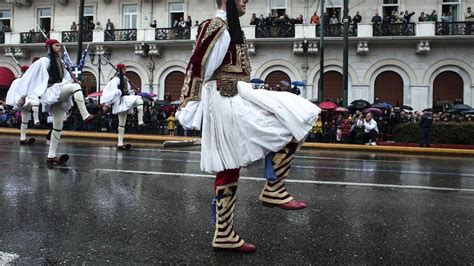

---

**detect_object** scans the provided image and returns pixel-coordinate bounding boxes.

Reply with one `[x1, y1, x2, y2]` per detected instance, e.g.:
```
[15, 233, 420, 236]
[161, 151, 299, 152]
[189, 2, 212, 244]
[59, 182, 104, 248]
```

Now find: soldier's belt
[216, 80, 238, 97]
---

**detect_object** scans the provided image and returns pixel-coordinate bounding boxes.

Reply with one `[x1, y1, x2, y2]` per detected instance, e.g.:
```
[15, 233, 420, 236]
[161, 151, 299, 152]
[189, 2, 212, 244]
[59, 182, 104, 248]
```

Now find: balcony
[255, 24, 295, 38]
[104, 29, 137, 41]
[0, 32, 4, 44]
[61, 30, 93, 43]
[316, 23, 358, 37]
[435, 22, 474, 35]
[373, 23, 416, 36]
[20, 31, 49, 43]
[155, 27, 191, 40]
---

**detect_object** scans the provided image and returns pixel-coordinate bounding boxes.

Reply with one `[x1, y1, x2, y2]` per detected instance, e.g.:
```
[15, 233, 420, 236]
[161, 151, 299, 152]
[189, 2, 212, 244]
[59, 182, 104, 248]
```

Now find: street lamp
[302, 39, 309, 97]
[89, 51, 111, 93]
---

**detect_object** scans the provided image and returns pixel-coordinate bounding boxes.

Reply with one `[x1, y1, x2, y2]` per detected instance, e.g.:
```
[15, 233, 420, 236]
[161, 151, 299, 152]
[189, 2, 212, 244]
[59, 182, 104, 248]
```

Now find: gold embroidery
[218, 80, 238, 97]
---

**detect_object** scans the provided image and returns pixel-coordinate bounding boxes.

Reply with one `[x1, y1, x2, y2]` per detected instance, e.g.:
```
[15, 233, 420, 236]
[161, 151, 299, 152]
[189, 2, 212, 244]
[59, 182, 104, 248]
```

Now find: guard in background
[100, 64, 145, 150]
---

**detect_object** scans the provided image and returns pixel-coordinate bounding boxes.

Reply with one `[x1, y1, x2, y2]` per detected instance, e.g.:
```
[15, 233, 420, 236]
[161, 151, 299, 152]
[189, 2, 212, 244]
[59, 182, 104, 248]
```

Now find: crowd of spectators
[307, 98, 474, 145]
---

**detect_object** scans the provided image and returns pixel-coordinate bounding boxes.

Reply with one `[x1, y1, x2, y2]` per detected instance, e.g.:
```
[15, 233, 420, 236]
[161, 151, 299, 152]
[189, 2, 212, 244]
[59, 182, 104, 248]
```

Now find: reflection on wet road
[0, 136, 473, 264]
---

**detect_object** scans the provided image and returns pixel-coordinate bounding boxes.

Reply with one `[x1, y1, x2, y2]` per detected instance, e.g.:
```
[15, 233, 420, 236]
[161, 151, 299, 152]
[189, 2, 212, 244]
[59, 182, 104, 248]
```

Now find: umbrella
[87, 91, 102, 97]
[280, 80, 291, 87]
[433, 100, 452, 107]
[138, 92, 155, 99]
[350, 99, 371, 109]
[318, 101, 338, 110]
[402, 105, 413, 111]
[291, 81, 306, 87]
[451, 103, 471, 111]
[371, 102, 393, 110]
[422, 108, 434, 113]
[334, 107, 349, 113]
[362, 107, 383, 115]
[461, 109, 474, 115]
[249, 78, 265, 84]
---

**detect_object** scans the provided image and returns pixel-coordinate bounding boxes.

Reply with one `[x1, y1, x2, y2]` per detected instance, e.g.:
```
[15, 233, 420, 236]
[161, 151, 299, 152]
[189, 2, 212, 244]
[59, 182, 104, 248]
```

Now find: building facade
[1, 0, 474, 111]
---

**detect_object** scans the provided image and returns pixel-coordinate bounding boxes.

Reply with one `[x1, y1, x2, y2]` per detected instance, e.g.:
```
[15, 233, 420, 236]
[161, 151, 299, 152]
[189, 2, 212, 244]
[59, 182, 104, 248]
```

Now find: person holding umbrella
[100, 63, 145, 150]
[419, 110, 434, 147]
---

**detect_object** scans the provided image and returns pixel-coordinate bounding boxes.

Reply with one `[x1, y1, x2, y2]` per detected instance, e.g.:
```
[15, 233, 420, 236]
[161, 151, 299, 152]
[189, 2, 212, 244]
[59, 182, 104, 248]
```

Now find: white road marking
[11, 149, 474, 178]
[0, 252, 19, 265]
[95, 168, 474, 193]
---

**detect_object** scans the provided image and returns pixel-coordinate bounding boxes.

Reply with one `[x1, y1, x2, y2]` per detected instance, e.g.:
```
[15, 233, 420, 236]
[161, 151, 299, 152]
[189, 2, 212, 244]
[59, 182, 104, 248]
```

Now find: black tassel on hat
[226, 0, 244, 44]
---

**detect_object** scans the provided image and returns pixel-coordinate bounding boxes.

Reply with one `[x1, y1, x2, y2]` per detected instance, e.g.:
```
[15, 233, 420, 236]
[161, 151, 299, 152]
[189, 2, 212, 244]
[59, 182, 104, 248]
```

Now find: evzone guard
[5, 60, 41, 145]
[100, 63, 145, 150]
[9, 39, 94, 165]
[177, 0, 320, 252]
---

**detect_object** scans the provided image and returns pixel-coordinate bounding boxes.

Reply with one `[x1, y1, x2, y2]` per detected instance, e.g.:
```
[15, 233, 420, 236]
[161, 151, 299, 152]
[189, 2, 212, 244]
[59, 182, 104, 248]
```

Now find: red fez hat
[117, 63, 126, 70]
[20, 65, 29, 72]
[32, 57, 40, 63]
[44, 39, 60, 47]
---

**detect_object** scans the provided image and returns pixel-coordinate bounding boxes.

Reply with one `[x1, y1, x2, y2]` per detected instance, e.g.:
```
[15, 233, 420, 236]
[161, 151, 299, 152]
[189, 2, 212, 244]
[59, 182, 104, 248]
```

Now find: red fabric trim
[214, 168, 240, 190]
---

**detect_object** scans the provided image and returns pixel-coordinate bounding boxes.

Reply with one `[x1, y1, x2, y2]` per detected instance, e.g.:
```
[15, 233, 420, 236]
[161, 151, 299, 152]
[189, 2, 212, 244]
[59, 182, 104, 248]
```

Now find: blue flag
[74, 48, 89, 80]
[62, 46, 74, 70]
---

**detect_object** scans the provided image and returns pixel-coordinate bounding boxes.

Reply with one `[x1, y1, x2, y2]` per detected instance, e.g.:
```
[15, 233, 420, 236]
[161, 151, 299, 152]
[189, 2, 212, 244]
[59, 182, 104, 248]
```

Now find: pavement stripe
[0, 252, 19, 264]
[95, 169, 474, 193]
[12, 149, 474, 178]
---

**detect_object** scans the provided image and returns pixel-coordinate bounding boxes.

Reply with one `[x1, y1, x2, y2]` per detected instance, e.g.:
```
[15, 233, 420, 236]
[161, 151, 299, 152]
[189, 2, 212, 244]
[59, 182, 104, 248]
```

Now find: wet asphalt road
[0, 135, 473, 264]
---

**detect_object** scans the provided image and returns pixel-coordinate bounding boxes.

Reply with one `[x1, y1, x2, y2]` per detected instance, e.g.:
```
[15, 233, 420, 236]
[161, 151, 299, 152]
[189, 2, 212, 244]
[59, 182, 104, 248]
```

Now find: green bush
[393, 122, 474, 144]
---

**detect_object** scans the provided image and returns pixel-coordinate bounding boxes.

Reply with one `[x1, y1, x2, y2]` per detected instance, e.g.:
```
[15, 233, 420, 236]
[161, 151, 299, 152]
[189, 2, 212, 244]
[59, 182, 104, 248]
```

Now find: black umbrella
[402, 105, 413, 111]
[350, 99, 370, 109]
[371, 102, 393, 110]
[461, 109, 474, 115]
[451, 103, 471, 111]
[422, 108, 434, 112]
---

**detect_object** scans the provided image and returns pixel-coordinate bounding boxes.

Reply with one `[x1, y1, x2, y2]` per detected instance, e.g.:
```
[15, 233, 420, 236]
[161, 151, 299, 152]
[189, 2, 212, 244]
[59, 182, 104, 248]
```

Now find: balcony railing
[316, 23, 358, 37]
[20, 31, 49, 43]
[155, 27, 191, 40]
[104, 29, 137, 41]
[435, 22, 474, 35]
[61, 30, 93, 43]
[0, 32, 4, 44]
[255, 24, 295, 38]
[373, 23, 415, 36]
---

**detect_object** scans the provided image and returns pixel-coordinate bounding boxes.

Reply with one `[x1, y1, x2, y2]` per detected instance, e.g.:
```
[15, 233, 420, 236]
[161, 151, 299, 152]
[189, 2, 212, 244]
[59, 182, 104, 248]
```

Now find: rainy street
[0, 135, 473, 264]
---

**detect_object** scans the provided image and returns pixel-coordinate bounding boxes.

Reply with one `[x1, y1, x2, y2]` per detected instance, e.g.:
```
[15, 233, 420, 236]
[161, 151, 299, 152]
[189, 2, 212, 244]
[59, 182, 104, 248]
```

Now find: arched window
[265, 70, 291, 90]
[319, 71, 342, 101]
[374, 71, 403, 106]
[126, 71, 141, 91]
[164, 71, 185, 101]
[433, 71, 463, 104]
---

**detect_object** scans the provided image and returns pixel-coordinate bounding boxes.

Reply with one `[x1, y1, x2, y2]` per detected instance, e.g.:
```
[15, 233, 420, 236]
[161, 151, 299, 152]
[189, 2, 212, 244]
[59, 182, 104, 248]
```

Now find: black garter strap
[73, 89, 82, 94]
[21, 122, 29, 125]
[52, 128, 62, 132]
[118, 125, 126, 128]
[136, 104, 143, 107]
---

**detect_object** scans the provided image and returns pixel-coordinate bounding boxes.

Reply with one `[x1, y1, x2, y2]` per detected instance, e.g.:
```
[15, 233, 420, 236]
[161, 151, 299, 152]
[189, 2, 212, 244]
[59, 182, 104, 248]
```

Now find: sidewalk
[1, 128, 473, 156]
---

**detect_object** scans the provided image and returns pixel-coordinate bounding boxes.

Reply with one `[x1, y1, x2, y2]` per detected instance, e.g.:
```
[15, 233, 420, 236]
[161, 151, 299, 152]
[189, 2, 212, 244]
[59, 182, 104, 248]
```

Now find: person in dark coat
[419, 111, 434, 147]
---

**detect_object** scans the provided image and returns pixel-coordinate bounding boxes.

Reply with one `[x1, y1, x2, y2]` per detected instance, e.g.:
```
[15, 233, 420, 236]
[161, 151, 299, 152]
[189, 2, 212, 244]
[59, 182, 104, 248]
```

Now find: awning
[0, 67, 15, 88]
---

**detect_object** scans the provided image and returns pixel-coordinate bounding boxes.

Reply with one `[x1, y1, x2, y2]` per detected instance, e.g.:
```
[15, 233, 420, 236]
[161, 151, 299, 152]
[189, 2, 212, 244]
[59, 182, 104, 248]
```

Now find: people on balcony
[150, 19, 157, 28]
[371, 12, 382, 24]
[465, 7, 474, 34]
[418, 12, 427, 22]
[185, 16, 192, 28]
[95, 21, 103, 31]
[105, 19, 114, 31]
[250, 13, 259, 25]
[70, 21, 77, 31]
[353, 11, 362, 24]
[310, 12, 320, 25]
[329, 14, 339, 24]
[428, 10, 438, 22]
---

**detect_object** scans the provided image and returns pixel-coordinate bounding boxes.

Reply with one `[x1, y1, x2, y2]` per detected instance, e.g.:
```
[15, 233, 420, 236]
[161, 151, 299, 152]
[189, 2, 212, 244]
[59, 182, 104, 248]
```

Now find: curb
[1, 128, 473, 156]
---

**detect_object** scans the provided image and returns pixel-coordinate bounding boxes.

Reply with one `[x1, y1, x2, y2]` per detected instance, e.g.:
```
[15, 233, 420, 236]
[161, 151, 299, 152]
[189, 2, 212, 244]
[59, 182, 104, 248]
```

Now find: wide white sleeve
[100, 77, 122, 105]
[203, 30, 231, 82]
[13, 57, 50, 98]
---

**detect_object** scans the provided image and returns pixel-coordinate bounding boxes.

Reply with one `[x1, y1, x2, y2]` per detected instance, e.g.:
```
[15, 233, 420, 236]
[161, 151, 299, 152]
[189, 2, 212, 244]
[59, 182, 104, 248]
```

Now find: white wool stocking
[117, 112, 128, 146]
[60, 84, 91, 120]
[135, 97, 144, 125]
[20, 109, 29, 141]
[47, 105, 66, 158]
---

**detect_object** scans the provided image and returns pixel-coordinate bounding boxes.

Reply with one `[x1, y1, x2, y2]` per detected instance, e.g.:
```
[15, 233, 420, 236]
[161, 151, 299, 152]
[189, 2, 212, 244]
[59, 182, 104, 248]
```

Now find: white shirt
[363, 118, 378, 133]
[204, 10, 231, 82]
